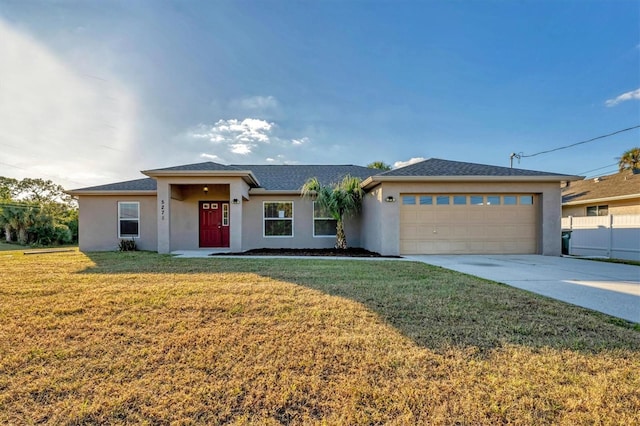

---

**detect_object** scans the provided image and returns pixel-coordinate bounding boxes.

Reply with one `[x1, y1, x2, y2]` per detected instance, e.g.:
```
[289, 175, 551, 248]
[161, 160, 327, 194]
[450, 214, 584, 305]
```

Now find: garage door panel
[466, 226, 487, 238]
[400, 193, 538, 255]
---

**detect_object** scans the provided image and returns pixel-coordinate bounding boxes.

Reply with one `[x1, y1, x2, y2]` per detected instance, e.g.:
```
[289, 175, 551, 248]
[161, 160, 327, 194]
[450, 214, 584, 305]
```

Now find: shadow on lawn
[81, 251, 640, 354]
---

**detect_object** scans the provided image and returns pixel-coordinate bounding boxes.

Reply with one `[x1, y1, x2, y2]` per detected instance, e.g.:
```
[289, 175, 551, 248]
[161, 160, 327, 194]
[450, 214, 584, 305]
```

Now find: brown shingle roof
[562, 171, 640, 204]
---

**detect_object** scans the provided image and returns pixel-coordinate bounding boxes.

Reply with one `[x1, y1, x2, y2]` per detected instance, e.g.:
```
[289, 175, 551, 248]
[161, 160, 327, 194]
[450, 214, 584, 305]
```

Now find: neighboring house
[66, 159, 579, 256]
[562, 171, 640, 217]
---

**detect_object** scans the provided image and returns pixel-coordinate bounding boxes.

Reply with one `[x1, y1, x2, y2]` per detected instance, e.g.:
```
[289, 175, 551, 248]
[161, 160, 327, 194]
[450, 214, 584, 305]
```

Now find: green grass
[0, 241, 26, 251]
[0, 241, 78, 252]
[1, 250, 639, 424]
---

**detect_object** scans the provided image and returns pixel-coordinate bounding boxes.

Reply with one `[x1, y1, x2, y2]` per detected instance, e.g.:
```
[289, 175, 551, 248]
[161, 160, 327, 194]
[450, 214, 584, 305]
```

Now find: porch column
[229, 181, 243, 252]
[157, 179, 171, 254]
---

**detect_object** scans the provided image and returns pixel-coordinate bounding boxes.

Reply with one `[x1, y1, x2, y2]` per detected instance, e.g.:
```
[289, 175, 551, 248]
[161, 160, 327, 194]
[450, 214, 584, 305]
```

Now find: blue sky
[1, 0, 638, 189]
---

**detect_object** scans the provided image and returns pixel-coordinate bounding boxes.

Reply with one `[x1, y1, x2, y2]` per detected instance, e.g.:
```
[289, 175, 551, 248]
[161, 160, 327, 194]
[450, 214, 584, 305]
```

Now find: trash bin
[561, 230, 572, 255]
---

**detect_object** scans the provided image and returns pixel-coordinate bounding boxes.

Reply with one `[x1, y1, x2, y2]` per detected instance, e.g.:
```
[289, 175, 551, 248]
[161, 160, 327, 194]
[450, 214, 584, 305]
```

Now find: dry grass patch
[1, 250, 639, 424]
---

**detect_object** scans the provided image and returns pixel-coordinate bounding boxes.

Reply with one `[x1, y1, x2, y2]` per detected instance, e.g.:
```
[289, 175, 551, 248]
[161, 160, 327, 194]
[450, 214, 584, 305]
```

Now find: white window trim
[313, 201, 337, 238]
[118, 201, 140, 239]
[222, 203, 229, 226]
[263, 201, 294, 238]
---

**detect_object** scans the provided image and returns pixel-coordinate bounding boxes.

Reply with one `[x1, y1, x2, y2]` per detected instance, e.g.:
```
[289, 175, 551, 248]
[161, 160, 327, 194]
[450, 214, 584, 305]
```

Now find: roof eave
[141, 169, 261, 187]
[361, 174, 582, 189]
[65, 190, 158, 196]
[562, 193, 640, 206]
[249, 188, 301, 195]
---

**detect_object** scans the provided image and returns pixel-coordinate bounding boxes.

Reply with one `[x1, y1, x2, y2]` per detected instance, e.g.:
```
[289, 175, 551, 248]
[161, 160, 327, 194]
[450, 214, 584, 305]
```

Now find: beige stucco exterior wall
[360, 181, 562, 256]
[77, 195, 157, 251]
[241, 194, 361, 250]
[562, 198, 640, 217]
[155, 176, 250, 253]
[360, 187, 384, 254]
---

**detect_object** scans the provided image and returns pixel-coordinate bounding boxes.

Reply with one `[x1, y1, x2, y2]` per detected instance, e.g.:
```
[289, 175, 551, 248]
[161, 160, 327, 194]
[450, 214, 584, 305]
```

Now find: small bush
[118, 239, 137, 252]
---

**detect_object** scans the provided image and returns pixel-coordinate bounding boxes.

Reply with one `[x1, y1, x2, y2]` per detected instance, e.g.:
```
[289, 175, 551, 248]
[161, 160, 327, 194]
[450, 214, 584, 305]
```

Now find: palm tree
[0, 205, 14, 242]
[301, 175, 364, 249]
[1, 203, 38, 245]
[618, 147, 640, 173]
[367, 161, 391, 171]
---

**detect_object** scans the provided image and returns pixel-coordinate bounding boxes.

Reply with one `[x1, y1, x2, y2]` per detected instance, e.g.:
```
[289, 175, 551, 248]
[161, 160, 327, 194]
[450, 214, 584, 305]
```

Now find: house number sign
[161, 199, 165, 220]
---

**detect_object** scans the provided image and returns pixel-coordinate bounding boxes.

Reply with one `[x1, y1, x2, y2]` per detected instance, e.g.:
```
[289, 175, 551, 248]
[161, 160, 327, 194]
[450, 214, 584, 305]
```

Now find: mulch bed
[212, 247, 400, 258]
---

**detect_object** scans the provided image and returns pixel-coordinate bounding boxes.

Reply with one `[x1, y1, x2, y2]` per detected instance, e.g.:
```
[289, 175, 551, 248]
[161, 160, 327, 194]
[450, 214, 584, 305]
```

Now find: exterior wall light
[232, 198, 240, 204]
[203, 186, 209, 194]
[385, 196, 395, 202]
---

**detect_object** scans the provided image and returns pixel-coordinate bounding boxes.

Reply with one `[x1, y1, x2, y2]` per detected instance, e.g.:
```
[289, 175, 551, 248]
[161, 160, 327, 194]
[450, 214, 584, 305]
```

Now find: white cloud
[188, 117, 313, 161]
[200, 153, 222, 161]
[190, 118, 275, 155]
[393, 157, 426, 168]
[0, 18, 138, 188]
[230, 143, 252, 155]
[605, 88, 640, 107]
[230, 95, 279, 111]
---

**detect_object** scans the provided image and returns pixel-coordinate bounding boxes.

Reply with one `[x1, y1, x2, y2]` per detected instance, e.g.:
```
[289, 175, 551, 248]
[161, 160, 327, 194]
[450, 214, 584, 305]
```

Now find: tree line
[0, 177, 78, 246]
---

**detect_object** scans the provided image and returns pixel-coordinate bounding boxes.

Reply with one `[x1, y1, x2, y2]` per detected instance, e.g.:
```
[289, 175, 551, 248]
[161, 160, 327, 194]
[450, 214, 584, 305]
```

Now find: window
[402, 195, 416, 205]
[222, 203, 229, 226]
[118, 202, 140, 238]
[503, 196, 517, 205]
[264, 202, 293, 237]
[419, 195, 433, 205]
[313, 202, 337, 237]
[436, 195, 450, 205]
[470, 195, 484, 205]
[453, 195, 467, 205]
[586, 205, 608, 216]
[520, 195, 533, 205]
[487, 195, 501, 205]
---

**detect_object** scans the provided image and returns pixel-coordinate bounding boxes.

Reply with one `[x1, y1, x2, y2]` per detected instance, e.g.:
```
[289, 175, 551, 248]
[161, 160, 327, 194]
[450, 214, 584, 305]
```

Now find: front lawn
[0, 241, 26, 251]
[1, 250, 638, 424]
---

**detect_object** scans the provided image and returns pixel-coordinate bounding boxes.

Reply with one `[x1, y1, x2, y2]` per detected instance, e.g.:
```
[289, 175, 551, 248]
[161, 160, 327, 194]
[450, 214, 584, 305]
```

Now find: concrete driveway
[406, 255, 640, 323]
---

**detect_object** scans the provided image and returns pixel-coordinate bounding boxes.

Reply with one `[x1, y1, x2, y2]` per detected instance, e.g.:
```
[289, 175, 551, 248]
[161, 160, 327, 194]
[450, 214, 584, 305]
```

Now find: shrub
[118, 239, 137, 252]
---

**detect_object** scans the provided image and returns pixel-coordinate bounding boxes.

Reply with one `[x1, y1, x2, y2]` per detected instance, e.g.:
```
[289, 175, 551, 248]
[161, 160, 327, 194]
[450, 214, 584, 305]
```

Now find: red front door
[199, 201, 229, 248]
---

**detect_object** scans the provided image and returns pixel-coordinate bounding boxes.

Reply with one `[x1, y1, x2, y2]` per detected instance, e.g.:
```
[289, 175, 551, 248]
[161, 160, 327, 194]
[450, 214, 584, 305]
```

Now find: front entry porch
[155, 178, 249, 254]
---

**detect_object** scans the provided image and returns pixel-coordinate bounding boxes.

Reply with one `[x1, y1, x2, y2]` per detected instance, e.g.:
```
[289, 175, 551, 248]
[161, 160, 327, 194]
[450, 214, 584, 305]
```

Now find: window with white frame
[118, 201, 140, 238]
[222, 203, 229, 226]
[313, 202, 337, 237]
[264, 201, 293, 237]
[586, 205, 608, 216]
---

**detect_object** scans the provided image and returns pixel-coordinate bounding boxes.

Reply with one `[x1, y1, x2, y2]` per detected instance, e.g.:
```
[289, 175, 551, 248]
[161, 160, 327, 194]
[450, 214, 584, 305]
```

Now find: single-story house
[66, 158, 580, 256]
[562, 170, 640, 217]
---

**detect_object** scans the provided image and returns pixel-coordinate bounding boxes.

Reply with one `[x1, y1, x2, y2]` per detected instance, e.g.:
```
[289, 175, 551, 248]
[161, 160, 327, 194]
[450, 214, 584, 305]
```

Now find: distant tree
[367, 161, 391, 171]
[0, 177, 19, 201]
[0, 176, 77, 245]
[0, 205, 16, 242]
[17, 178, 74, 205]
[618, 147, 640, 173]
[301, 175, 364, 249]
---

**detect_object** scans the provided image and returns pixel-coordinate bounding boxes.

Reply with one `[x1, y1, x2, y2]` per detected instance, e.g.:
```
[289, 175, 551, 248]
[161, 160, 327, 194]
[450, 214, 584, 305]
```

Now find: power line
[584, 168, 619, 179]
[0, 161, 86, 187]
[577, 162, 618, 175]
[510, 125, 640, 167]
[0, 202, 42, 210]
[521, 125, 640, 158]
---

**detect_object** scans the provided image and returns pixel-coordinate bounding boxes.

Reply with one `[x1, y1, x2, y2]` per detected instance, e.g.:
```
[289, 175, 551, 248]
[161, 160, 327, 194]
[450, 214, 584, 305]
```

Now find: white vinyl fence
[561, 214, 640, 261]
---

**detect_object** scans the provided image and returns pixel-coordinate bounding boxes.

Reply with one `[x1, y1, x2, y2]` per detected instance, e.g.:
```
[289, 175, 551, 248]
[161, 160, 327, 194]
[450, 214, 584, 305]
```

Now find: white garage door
[400, 194, 538, 255]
